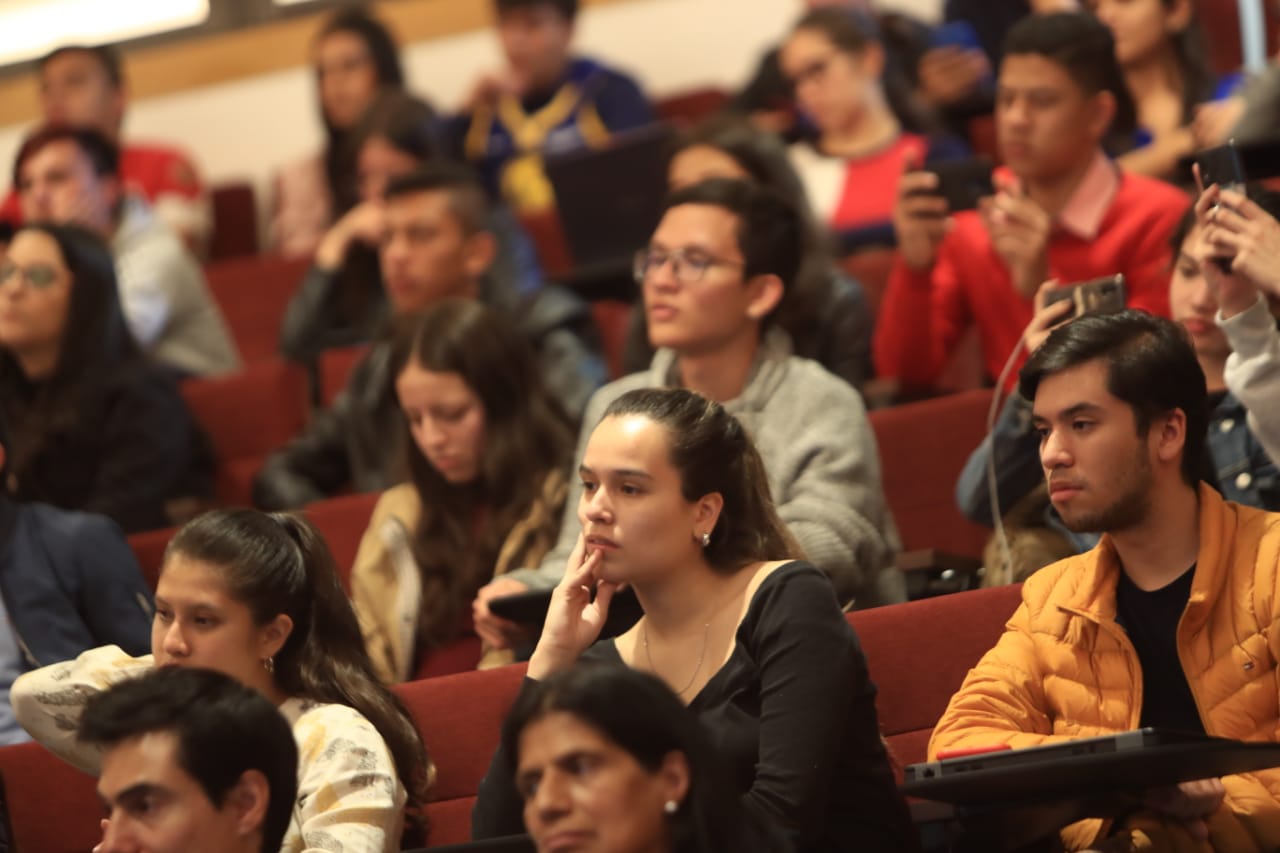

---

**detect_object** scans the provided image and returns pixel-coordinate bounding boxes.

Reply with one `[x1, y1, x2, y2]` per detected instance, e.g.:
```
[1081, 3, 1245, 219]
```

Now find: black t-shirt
[1115, 565, 1205, 733]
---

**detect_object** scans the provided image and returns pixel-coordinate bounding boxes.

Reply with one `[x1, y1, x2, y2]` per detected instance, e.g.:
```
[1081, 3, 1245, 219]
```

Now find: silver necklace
[642, 620, 711, 697]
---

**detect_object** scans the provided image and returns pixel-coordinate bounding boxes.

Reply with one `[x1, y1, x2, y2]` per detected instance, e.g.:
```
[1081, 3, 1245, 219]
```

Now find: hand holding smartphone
[1042, 274, 1127, 320]
[1195, 140, 1246, 272]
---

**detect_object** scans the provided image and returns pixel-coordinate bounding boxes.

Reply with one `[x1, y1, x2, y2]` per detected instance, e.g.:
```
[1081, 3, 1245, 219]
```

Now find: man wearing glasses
[473, 178, 903, 650]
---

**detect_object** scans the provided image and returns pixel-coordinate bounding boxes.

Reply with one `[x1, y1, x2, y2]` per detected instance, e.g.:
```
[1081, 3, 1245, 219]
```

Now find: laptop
[902, 728, 1280, 807]
[543, 122, 675, 287]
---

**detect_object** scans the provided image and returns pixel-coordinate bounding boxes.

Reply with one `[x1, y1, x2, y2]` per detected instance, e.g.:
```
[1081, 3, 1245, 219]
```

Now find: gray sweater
[506, 330, 905, 608]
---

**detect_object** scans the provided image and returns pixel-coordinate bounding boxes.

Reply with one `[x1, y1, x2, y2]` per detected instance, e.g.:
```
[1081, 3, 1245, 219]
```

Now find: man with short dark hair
[13, 125, 239, 377]
[451, 0, 654, 213]
[876, 12, 1186, 390]
[253, 162, 605, 510]
[7, 44, 212, 253]
[932, 310, 1280, 851]
[79, 667, 298, 853]
[475, 178, 903, 642]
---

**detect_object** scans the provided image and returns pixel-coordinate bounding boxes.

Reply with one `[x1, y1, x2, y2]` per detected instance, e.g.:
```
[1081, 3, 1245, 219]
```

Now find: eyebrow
[101, 781, 167, 809]
[578, 464, 654, 480]
[1031, 402, 1106, 423]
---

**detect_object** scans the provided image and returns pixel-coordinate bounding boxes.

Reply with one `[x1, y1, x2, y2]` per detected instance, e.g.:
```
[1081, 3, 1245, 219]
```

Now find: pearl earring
[700, 531, 710, 547]
[664, 799, 679, 815]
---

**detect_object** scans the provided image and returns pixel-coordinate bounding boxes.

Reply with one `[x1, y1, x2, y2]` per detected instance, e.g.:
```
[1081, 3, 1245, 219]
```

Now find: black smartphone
[1195, 141, 1247, 272]
[1043, 274, 1127, 320]
[923, 157, 995, 212]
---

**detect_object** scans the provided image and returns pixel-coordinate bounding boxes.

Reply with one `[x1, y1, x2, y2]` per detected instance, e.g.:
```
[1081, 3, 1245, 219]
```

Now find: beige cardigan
[351, 471, 567, 682]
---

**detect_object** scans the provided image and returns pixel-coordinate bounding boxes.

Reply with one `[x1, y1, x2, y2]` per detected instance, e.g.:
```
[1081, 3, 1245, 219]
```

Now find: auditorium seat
[655, 87, 730, 127]
[204, 254, 311, 363]
[128, 525, 175, 589]
[839, 247, 895, 319]
[208, 181, 259, 260]
[590, 299, 633, 380]
[0, 741, 100, 853]
[318, 344, 371, 408]
[869, 388, 995, 594]
[517, 208, 575, 279]
[180, 360, 310, 507]
[850, 583, 1023, 775]
[301, 490, 381, 593]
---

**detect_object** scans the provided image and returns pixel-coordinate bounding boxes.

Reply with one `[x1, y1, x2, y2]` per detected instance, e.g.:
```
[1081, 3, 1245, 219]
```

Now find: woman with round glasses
[0, 223, 211, 532]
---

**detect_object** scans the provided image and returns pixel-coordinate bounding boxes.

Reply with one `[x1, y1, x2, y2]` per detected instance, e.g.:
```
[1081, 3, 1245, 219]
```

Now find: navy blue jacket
[0, 501, 152, 669]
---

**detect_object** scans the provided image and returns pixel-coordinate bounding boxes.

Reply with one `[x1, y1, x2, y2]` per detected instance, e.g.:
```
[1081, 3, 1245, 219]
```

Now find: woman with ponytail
[473, 388, 915, 853]
[12, 508, 431, 853]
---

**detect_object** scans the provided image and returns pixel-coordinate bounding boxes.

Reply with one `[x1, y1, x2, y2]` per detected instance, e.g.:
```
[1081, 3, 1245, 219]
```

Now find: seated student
[449, 0, 654, 214]
[731, 0, 987, 144]
[932, 310, 1280, 852]
[957, 196, 1280, 584]
[1089, 0, 1217, 180]
[622, 116, 873, 388]
[473, 388, 915, 852]
[352, 300, 574, 682]
[80, 667, 298, 853]
[0, 408, 152, 746]
[13, 508, 433, 853]
[273, 7, 408, 258]
[254, 163, 604, 511]
[877, 12, 1186, 391]
[280, 92, 542, 364]
[0, 223, 212, 533]
[0, 45, 211, 254]
[502, 664, 791, 853]
[781, 8, 967, 237]
[1197, 180, 1280, 466]
[474, 179, 902, 641]
[15, 126, 239, 377]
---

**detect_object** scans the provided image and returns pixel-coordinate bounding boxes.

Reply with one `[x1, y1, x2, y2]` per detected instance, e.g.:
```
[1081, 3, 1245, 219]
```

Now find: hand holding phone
[1041, 274, 1127, 321]
[1195, 141, 1246, 272]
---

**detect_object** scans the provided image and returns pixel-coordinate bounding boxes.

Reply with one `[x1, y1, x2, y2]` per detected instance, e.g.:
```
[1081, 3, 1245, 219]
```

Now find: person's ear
[744, 274, 784, 323]
[693, 492, 724, 540]
[1165, 0, 1194, 34]
[463, 230, 498, 281]
[658, 750, 691, 809]
[859, 43, 887, 82]
[227, 769, 270, 839]
[1153, 408, 1188, 467]
[1086, 89, 1117, 144]
[257, 613, 294, 661]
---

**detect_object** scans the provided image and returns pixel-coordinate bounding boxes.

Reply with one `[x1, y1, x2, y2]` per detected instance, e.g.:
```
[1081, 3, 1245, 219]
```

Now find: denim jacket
[955, 390, 1280, 554]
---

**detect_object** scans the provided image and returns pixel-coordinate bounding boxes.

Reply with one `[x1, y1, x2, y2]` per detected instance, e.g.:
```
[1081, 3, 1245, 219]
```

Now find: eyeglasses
[632, 247, 745, 285]
[0, 262, 60, 291]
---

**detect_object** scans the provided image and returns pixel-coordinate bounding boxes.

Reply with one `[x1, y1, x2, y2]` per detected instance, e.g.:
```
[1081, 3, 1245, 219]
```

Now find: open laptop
[543, 122, 675, 288]
[902, 728, 1280, 807]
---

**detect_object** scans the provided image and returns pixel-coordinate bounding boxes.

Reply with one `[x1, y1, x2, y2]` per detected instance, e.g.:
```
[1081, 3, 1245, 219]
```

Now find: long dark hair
[601, 389, 800, 572]
[1160, 0, 1214, 122]
[390, 301, 574, 647]
[667, 117, 848, 366]
[0, 223, 140, 480]
[503, 664, 778, 853]
[314, 6, 406, 216]
[164, 509, 432, 814]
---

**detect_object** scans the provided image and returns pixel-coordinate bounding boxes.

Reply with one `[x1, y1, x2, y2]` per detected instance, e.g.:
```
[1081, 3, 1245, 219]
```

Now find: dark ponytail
[166, 509, 432, 816]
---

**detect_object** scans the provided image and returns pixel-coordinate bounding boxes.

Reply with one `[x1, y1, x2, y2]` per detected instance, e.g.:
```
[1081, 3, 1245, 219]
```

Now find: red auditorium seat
[318, 344, 371, 408]
[301, 491, 380, 593]
[869, 388, 995, 581]
[128, 525, 176, 589]
[208, 182, 259, 260]
[850, 583, 1023, 775]
[517, 208, 575, 279]
[204, 254, 311, 363]
[655, 87, 730, 127]
[840, 246, 895, 319]
[0, 741, 100, 853]
[180, 360, 310, 507]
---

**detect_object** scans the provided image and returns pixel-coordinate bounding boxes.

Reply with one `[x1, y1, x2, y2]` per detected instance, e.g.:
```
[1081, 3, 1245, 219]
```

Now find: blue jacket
[955, 391, 1280, 553]
[0, 501, 153, 669]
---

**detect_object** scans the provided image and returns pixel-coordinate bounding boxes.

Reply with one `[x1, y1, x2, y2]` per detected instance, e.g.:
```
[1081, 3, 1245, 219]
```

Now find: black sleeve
[815, 273, 874, 389]
[86, 373, 201, 533]
[740, 565, 914, 852]
[251, 392, 355, 510]
[279, 264, 343, 364]
[588, 71, 655, 132]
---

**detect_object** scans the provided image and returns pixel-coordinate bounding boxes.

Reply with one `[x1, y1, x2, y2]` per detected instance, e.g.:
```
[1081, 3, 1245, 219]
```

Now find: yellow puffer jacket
[930, 485, 1280, 852]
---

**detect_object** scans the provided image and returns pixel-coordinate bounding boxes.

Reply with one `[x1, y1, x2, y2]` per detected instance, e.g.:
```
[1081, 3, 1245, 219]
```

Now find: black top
[472, 561, 917, 853]
[1115, 565, 1205, 734]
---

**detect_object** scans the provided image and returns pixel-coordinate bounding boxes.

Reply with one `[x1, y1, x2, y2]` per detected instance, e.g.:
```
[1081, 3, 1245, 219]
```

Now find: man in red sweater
[874, 12, 1185, 390]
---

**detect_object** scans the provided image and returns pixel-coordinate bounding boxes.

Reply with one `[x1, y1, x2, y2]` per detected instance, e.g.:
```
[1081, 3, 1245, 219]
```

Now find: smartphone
[1043, 274, 1127, 320]
[1195, 141, 1246, 270]
[923, 157, 995, 212]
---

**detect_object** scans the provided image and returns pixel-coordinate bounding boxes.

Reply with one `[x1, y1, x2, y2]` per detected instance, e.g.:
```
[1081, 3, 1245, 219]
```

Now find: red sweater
[872, 171, 1186, 389]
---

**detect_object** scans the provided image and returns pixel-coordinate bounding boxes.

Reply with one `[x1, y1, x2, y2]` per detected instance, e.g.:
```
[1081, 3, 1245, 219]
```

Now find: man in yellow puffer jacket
[931, 310, 1280, 852]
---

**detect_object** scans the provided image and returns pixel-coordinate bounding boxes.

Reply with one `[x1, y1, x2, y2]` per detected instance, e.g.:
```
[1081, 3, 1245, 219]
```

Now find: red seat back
[128, 525, 178, 589]
[849, 583, 1022, 774]
[655, 87, 730, 126]
[318, 344, 371, 408]
[0, 741, 100, 853]
[590, 300, 633, 380]
[395, 664, 528, 846]
[301, 491, 381, 593]
[517, 209, 575, 279]
[208, 182, 259, 261]
[868, 388, 994, 557]
[204, 255, 310, 363]
[180, 360, 310, 506]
